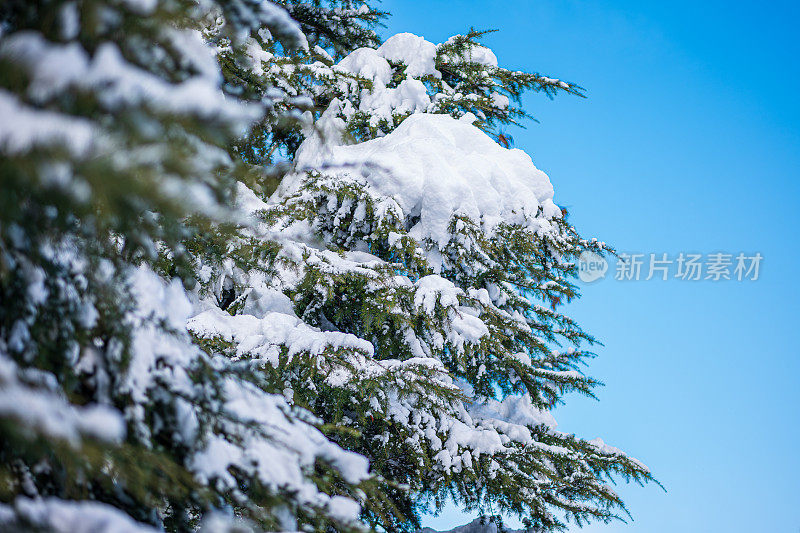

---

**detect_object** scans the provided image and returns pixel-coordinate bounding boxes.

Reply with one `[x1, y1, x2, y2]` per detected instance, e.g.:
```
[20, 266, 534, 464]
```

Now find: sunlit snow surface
[286, 112, 561, 252]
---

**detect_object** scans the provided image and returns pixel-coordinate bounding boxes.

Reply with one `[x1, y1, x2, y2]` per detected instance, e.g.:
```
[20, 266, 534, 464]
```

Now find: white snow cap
[336, 32, 442, 82]
[336, 32, 501, 84]
[439, 35, 498, 67]
[292, 113, 560, 248]
[377, 33, 440, 78]
[336, 47, 393, 84]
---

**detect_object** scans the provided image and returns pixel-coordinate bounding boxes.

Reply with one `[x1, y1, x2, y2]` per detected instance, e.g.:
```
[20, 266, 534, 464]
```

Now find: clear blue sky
[381, 1, 800, 531]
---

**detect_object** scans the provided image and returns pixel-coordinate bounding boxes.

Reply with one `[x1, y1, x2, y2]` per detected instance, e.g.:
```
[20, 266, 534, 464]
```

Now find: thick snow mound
[336, 47, 392, 84]
[336, 33, 441, 81]
[293, 113, 560, 247]
[378, 33, 440, 78]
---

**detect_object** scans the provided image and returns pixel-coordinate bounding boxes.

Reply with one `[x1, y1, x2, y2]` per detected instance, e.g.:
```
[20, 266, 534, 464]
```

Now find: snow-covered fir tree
[0, 0, 376, 531]
[0, 0, 655, 532]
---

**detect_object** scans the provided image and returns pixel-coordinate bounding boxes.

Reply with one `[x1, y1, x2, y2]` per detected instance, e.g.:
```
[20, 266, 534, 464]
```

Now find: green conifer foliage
[0, 1, 655, 531]
[190, 24, 657, 533]
[0, 1, 377, 530]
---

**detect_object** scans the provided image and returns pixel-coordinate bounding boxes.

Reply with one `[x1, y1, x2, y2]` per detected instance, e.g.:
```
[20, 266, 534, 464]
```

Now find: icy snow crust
[289, 113, 561, 250]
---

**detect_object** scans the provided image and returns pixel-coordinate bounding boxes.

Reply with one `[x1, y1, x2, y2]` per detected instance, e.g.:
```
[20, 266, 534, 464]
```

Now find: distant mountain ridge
[420, 518, 525, 533]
